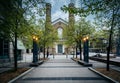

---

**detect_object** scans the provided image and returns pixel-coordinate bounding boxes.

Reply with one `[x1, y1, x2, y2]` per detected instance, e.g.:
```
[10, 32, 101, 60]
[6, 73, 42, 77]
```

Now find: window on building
[58, 27, 63, 38]
[0, 39, 9, 59]
[0, 39, 3, 56]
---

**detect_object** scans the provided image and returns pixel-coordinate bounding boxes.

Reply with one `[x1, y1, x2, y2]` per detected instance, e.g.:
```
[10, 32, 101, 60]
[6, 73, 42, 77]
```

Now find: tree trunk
[14, 32, 17, 71]
[14, 18, 18, 71]
[43, 43, 46, 59]
[107, 8, 115, 71]
[116, 28, 120, 56]
[47, 47, 49, 58]
[76, 45, 77, 58]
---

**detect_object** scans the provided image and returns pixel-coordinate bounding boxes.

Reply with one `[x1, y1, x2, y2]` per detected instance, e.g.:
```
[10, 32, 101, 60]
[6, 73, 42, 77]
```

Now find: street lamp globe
[83, 38, 86, 41]
[36, 37, 38, 41]
[32, 35, 38, 41]
[33, 36, 36, 40]
[86, 36, 89, 40]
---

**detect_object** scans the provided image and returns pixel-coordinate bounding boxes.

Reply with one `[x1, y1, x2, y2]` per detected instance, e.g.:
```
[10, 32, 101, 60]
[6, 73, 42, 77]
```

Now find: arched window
[58, 27, 63, 38]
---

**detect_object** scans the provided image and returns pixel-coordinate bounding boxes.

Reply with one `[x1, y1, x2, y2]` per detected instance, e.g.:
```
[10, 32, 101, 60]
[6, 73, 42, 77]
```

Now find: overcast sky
[45, 0, 94, 22]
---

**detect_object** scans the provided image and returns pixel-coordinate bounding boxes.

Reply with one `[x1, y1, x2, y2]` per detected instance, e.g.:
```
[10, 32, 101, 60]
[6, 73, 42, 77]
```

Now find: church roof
[52, 18, 68, 25]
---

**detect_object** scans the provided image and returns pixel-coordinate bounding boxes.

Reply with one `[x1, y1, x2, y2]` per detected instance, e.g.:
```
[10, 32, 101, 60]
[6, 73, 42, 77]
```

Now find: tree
[63, 18, 95, 59]
[21, 2, 57, 60]
[0, 0, 25, 71]
[75, 18, 95, 59]
[42, 22, 58, 58]
[63, 24, 76, 56]
[22, 0, 46, 50]
[0, 0, 46, 70]
[62, 0, 120, 71]
[82, 0, 120, 71]
[39, 3, 58, 59]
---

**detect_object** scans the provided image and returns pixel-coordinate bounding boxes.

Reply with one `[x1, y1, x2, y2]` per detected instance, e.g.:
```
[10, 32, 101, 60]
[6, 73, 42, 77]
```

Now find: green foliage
[62, 0, 120, 53]
[83, 0, 120, 43]
[61, 0, 120, 31]
[0, 0, 24, 41]
[63, 18, 95, 47]
[0, 0, 46, 49]
[43, 22, 58, 48]
[63, 25, 75, 46]
[61, 4, 89, 17]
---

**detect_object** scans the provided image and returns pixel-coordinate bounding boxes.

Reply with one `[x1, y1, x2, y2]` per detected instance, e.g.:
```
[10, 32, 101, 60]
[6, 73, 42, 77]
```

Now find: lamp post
[116, 34, 120, 56]
[83, 36, 89, 63]
[32, 35, 38, 63]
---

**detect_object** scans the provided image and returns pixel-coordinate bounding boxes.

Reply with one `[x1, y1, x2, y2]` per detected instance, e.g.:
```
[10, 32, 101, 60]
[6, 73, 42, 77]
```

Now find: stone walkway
[13, 56, 111, 83]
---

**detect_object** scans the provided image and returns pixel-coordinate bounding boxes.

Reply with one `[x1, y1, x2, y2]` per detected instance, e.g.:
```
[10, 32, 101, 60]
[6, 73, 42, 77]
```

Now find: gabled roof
[52, 18, 68, 25]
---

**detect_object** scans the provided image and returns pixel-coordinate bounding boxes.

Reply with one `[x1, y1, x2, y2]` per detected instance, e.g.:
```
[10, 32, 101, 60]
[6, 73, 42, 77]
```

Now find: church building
[52, 18, 68, 54]
[46, 3, 75, 55]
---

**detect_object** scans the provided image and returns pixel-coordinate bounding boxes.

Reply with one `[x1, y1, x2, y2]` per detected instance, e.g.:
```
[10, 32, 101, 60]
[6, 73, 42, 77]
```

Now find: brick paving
[13, 55, 111, 83]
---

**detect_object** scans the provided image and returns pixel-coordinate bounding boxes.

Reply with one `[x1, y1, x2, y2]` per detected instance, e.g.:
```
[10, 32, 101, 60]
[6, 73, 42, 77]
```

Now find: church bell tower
[68, 2, 75, 29]
[46, 3, 51, 26]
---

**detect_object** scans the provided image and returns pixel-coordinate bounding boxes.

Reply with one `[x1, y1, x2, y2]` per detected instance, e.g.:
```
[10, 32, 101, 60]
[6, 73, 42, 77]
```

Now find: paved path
[13, 56, 111, 83]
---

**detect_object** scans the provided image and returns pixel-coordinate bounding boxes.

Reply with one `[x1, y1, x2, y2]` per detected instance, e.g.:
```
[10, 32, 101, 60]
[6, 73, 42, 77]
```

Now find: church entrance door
[58, 44, 63, 53]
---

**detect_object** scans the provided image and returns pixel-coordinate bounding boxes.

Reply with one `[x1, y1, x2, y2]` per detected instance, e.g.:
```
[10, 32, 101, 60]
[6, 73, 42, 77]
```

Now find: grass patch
[0, 68, 29, 83]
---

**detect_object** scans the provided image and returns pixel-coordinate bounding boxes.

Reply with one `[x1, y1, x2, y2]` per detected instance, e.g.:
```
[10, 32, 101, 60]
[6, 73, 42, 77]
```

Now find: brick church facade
[46, 3, 75, 55]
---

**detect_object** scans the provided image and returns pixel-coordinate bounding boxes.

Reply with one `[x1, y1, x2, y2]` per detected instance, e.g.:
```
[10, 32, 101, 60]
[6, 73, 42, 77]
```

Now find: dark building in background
[0, 38, 25, 64]
[0, 39, 10, 60]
